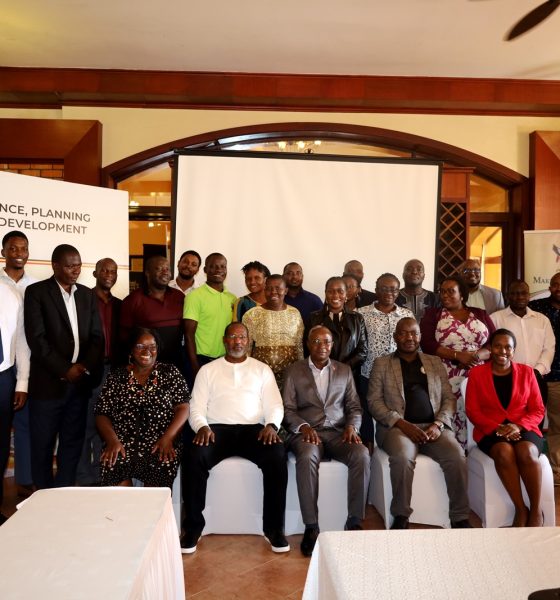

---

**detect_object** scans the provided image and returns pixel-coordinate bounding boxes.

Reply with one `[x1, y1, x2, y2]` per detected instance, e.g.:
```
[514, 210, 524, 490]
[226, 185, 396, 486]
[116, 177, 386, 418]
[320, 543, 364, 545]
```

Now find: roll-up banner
[524, 229, 560, 300]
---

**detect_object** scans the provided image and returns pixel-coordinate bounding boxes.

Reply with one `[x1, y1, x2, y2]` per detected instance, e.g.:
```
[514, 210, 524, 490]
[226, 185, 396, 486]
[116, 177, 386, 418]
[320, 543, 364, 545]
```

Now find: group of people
[1, 229, 558, 559]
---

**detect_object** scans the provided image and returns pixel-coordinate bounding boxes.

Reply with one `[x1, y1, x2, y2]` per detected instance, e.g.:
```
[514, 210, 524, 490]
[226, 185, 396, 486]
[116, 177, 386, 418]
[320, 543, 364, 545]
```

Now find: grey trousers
[377, 424, 470, 521]
[288, 429, 370, 526]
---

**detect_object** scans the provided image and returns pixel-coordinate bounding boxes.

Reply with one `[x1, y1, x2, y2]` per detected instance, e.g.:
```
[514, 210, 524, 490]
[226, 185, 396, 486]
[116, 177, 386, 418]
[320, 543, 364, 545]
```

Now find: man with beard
[459, 258, 504, 315]
[183, 253, 236, 379]
[368, 317, 470, 530]
[120, 255, 184, 367]
[1, 230, 36, 497]
[282, 262, 322, 326]
[396, 259, 439, 321]
[76, 258, 122, 485]
[169, 249, 201, 295]
[181, 322, 288, 554]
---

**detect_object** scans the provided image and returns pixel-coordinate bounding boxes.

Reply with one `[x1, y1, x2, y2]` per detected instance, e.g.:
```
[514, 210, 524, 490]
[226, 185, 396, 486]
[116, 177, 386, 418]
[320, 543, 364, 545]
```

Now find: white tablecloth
[0, 487, 185, 600]
[303, 528, 560, 600]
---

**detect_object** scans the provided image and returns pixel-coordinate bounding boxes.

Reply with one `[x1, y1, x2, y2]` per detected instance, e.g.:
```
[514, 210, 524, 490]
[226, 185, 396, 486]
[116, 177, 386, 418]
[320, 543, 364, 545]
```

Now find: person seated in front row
[283, 326, 370, 556]
[95, 327, 190, 489]
[181, 322, 289, 554]
[466, 328, 545, 527]
[368, 318, 471, 530]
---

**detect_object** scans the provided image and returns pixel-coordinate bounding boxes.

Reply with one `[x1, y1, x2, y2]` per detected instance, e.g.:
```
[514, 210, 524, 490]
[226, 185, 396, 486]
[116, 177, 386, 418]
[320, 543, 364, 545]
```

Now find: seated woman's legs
[489, 442, 528, 527]
[513, 441, 542, 527]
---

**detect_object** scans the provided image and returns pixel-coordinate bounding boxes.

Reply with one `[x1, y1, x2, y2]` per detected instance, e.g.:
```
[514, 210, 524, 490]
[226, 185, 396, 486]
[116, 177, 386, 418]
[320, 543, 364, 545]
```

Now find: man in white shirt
[0, 283, 30, 523]
[491, 279, 555, 405]
[168, 249, 201, 295]
[181, 322, 288, 554]
[1, 230, 36, 497]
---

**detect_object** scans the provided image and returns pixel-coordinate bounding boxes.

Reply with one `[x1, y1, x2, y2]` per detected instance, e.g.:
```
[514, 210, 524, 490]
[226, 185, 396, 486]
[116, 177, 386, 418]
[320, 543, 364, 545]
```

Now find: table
[0, 487, 185, 599]
[303, 529, 560, 600]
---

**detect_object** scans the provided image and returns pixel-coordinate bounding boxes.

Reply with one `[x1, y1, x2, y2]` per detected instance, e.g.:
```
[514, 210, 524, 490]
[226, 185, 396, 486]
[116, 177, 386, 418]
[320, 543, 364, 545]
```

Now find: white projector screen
[173, 151, 441, 299]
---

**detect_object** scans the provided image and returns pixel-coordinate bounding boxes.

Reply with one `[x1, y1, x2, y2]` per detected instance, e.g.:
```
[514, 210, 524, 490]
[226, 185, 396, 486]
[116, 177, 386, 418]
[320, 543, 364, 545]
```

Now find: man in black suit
[282, 325, 370, 556]
[24, 244, 104, 489]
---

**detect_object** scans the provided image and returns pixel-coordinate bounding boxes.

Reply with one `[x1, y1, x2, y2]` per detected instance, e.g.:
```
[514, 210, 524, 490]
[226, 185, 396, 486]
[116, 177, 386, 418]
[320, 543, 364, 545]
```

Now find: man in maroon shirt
[77, 257, 122, 485]
[120, 255, 185, 367]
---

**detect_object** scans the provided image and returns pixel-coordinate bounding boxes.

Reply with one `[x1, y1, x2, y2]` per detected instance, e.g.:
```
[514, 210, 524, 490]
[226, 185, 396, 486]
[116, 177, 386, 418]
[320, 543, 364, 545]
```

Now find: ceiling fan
[505, 0, 560, 40]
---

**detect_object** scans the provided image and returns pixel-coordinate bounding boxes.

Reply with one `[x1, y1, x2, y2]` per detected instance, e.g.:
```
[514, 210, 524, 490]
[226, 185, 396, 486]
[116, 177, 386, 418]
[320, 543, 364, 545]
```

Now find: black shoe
[300, 526, 319, 557]
[344, 517, 363, 531]
[0, 513, 8, 526]
[390, 516, 409, 530]
[451, 519, 472, 529]
[180, 530, 202, 554]
[264, 530, 290, 553]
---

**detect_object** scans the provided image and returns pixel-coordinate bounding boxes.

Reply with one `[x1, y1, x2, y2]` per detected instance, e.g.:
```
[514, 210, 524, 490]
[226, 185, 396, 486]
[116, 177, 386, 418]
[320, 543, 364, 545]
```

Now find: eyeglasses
[377, 287, 399, 294]
[309, 338, 333, 346]
[225, 334, 248, 340]
[134, 344, 157, 352]
[462, 268, 480, 274]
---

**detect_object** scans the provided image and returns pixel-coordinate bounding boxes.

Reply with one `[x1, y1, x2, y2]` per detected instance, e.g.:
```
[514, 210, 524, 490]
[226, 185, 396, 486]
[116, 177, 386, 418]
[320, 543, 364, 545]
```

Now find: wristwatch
[434, 421, 445, 432]
[266, 423, 279, 432]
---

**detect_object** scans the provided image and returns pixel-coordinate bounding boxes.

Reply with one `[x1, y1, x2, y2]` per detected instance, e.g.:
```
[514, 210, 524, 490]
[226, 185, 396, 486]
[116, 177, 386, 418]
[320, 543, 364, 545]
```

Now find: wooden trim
[530, 131, 560, 230]
[3, 67, 560, 116]
[102, 122, 525, 189]
[0, 119, 102, 186]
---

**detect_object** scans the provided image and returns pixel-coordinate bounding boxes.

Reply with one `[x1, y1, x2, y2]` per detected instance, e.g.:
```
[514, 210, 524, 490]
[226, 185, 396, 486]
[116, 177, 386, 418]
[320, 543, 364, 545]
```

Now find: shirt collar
[307, 356, 331, 373]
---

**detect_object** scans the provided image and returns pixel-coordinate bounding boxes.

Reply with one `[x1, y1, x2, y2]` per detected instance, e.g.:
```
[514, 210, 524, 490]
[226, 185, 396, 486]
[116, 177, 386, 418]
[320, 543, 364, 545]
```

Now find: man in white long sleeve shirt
[181, 322, 289, 554]
[491, 280, 555, 406]
[0, 283, 30, 524]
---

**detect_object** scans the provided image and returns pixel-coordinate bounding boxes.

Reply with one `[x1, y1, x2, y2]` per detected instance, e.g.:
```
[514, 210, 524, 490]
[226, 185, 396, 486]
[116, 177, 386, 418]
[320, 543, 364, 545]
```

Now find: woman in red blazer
[466, 328, 545, 527]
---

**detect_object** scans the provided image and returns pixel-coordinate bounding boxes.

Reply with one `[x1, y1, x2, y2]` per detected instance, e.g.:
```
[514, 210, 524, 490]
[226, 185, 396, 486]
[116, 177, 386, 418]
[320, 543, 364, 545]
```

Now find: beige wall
[2, 106, 560, 175]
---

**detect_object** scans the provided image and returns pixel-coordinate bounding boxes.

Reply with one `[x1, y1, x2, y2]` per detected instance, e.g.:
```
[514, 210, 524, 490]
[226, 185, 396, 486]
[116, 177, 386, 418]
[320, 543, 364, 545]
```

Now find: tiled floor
[2, 478, 559, 599]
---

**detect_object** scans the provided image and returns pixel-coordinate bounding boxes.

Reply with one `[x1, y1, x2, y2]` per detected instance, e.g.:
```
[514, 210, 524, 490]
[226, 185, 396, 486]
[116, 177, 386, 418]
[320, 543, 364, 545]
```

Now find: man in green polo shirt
[183, 253, 236, 380]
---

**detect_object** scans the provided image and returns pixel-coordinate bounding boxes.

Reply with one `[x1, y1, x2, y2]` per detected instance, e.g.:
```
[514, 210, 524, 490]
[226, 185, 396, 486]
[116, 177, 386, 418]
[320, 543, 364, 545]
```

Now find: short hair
[242, 261, 271, 278]
[490, 328, 517, 349]
[342, 273, 360, 286]
[442, 275, 470, 304]
[324, 276, 346, 291]
[52, 244, 79, 263]
[205, 252, 225, 265]
[394, 316, 419, 334]
[507, 278, 528, 292]
[283, 262, 301, 273]
[127, 326, 162, 355]
[266, 273, 285, 286]
[179, 250, 202, 265]
[307, 324, 332, 341]
[2, 230, 28, 247]
[144, 254, 168, 272]
[375, 272, 400, 288]
[95, 257, 117, 271]
[224, 321, 249, 337]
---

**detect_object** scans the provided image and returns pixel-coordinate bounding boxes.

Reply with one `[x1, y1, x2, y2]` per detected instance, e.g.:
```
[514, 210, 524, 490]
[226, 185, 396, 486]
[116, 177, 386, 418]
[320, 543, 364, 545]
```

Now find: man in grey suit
[460, 258, 504, 315]
[368, 317, 470, 529]
[283, 325, 370, 556]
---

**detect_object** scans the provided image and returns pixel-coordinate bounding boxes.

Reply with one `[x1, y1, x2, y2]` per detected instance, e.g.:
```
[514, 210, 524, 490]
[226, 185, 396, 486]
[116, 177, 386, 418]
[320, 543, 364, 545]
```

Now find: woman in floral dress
[420, 276, 495, 448]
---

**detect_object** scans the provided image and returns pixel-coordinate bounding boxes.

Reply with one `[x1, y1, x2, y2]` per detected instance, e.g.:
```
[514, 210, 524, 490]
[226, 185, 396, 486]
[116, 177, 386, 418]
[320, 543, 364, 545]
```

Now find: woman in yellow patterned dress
[242, 274, 304, 388]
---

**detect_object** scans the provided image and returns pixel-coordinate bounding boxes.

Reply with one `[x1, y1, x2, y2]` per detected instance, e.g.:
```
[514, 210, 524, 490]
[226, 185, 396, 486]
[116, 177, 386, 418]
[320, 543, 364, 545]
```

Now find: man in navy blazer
[283, 325, 370, 556]
[24, 244, 104, 488]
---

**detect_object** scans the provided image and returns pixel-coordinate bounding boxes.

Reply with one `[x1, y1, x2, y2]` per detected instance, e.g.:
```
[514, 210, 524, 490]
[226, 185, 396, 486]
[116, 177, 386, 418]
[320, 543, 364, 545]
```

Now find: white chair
[461, 379, 556, 528]
[369, 445, 451, 528]
[200, 454, 351, 536]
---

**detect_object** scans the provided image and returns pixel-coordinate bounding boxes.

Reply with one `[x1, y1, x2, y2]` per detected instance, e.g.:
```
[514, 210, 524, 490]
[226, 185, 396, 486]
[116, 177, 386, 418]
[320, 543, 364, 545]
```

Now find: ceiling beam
[2, 67, 560, 116]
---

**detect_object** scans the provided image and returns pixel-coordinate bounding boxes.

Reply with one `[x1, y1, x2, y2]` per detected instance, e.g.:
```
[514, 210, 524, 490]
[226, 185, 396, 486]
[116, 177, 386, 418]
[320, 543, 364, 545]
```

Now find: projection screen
[173, 151, 441, 298]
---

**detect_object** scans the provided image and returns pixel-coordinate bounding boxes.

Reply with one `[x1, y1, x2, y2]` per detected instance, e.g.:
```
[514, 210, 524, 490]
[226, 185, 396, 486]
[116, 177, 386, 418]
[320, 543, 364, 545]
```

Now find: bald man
[343, 260, 376, 307]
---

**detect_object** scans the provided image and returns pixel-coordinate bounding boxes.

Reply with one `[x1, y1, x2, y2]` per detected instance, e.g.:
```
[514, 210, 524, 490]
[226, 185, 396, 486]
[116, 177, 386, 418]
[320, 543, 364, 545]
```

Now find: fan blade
[506, 0, 560, 40]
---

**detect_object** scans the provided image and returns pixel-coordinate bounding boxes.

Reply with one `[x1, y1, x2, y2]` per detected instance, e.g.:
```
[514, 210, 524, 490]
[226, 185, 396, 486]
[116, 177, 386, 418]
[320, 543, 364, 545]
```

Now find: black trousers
[29, 383, 90, 489]
[182, 424, 288, 534]
[0, 368, 16, 505]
